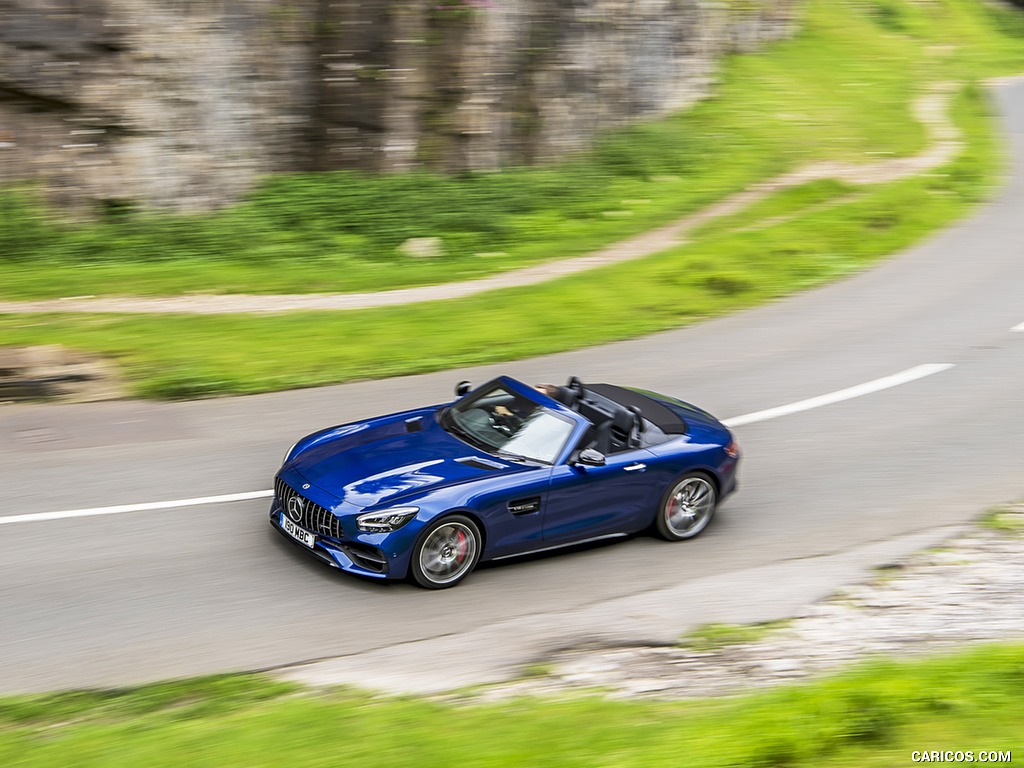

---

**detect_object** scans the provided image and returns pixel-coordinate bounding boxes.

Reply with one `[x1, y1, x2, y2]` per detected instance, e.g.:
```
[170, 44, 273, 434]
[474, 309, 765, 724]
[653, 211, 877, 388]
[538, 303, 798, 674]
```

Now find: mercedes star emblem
[287, 495, 305, 522]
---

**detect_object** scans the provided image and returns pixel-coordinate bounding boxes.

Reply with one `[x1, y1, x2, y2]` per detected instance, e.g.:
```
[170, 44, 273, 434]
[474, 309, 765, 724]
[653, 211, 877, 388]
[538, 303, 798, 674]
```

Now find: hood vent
[455, 456, 504, 471]
[404, 417, 423, 433]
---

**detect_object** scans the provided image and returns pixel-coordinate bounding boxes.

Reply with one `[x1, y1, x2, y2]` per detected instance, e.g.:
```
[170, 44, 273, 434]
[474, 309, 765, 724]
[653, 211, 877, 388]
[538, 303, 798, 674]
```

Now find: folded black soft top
[587, 383, 688, 435]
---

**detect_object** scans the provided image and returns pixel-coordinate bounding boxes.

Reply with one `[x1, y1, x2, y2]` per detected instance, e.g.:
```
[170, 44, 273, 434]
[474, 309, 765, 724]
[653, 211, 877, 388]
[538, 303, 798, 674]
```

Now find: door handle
[624, 463, 647, 473]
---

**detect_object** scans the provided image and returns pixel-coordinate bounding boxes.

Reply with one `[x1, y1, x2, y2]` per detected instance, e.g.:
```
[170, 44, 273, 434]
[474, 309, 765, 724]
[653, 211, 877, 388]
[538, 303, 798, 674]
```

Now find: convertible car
[270, 376, 739, 588]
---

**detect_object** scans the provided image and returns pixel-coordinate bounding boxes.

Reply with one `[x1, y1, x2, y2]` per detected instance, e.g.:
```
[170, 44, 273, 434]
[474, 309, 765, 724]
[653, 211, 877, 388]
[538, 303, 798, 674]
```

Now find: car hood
[288, 409, 520, 510]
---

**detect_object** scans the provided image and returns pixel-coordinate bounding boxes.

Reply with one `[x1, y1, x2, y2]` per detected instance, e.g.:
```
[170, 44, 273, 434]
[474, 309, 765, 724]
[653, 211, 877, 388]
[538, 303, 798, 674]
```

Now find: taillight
[724, 439, 739, 459]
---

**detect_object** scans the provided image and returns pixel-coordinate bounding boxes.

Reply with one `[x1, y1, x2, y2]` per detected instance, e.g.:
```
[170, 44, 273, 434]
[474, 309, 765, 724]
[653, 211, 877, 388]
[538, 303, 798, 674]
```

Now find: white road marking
[722, 363, 954, 428]
[0, 490, 273, 526]
[0, 363, 955, 526]
[1012, 321, 1024, 332]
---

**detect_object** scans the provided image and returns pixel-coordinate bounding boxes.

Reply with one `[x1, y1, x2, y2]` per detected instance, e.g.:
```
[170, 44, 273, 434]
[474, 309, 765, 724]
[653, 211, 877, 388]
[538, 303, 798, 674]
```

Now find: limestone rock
[0, 0, 799, 213]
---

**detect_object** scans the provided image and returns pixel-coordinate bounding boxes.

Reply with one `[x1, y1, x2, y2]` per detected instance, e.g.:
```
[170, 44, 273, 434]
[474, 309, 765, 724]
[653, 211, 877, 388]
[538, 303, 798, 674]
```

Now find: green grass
[689, 179, 860, 239]
[0, 74, 1001, 399]
[2, 0, 1023, 398]
[980, 505, 1024, 534]
[0, 642, 1020, 767]
[679, 621, 791, 652]
[5, 0, 1015, 301]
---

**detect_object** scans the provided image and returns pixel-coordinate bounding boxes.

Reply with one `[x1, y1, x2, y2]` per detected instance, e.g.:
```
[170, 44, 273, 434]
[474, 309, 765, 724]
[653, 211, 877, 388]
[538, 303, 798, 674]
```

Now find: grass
[2, 0, 1013, 301]
[691, 179, 861, 237]
[2, 0, 1024, 398]
[519, 662, 556, 679]
[868, 562, 908, 587]
[0, 76, 1002, 399]
[980, 505, 1024, 534]
[679, 621, 791, 652]
[0, 642, 1020, 767]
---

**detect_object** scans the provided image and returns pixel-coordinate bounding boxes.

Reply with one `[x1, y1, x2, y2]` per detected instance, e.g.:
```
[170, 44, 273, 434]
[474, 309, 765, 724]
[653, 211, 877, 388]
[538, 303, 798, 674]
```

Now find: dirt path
[0, 83, 961, 316]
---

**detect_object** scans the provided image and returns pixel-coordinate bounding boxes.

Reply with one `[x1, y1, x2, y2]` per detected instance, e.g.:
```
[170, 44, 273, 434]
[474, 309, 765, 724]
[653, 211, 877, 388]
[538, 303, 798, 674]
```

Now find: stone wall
[0, 0, 798, 213]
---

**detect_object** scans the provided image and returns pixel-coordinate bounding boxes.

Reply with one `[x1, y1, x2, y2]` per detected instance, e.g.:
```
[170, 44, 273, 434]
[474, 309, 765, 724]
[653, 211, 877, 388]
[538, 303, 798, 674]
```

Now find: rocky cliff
[0, 0, 797, 213]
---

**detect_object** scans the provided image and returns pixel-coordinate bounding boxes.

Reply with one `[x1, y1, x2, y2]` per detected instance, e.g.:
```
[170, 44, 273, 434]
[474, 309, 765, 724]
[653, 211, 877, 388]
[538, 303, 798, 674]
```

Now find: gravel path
[475, 504, 1024, 701]
[0, 84, 961, 316]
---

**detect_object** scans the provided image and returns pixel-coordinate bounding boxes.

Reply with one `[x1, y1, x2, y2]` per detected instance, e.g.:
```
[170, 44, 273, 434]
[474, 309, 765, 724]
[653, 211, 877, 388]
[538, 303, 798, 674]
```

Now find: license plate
[280, 513, 316, 548]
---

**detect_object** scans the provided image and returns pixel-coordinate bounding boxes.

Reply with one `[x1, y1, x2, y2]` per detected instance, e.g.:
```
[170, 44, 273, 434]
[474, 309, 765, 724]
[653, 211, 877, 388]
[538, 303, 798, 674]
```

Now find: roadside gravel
[475, 503, 1024, 701]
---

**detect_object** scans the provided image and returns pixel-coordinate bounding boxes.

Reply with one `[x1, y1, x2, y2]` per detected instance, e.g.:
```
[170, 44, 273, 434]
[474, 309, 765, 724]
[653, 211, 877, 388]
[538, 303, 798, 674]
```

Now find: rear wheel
[655, 473, 717, 541]
[409, 515, 482, 589]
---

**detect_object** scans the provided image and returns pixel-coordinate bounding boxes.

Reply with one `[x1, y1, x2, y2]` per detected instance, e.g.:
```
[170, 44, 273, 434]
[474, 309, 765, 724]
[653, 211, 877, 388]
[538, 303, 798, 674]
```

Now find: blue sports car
[270, 376, 739, 588]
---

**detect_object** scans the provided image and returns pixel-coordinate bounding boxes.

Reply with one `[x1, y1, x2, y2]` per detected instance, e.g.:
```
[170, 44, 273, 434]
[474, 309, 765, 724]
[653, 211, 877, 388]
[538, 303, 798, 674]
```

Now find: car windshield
[443, 384, 575, 464]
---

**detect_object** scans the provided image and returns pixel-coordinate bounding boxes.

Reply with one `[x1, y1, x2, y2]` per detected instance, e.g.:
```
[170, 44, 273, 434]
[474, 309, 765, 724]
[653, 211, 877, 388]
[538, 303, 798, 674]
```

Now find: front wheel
[655, 473, 717, 541]
[409, 515, 482, 589]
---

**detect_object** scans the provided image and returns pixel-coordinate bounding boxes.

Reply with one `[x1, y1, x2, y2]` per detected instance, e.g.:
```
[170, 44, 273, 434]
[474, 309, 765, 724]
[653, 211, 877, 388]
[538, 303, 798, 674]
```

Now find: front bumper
[269, 475, 420, 580]
[270, 510, 391, 577]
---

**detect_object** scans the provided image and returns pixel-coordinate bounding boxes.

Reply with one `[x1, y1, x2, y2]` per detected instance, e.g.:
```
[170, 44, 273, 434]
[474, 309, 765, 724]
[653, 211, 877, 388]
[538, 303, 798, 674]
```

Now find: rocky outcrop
[0, 0, 317, 213]
[0, 345, 122, 402]
[0, 0, 798, 213]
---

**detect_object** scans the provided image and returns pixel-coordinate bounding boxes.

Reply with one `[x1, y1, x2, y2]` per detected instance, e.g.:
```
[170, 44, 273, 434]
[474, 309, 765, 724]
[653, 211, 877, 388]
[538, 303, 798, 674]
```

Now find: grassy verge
[1, 642, 1020, 767]
[0, 75, 1001, 398]
[2, 0, 1024, 398]
[3, 0, 1018, 300]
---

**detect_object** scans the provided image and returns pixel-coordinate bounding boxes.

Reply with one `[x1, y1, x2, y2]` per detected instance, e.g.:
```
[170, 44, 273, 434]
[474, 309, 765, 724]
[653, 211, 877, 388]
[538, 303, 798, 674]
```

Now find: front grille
[275, 476, 342, 540]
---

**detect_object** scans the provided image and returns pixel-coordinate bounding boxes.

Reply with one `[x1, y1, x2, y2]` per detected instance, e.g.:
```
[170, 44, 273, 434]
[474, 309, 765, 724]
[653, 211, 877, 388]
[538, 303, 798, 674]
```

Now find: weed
[679, 621, 790, 652]
[980, 505, 1024, 534]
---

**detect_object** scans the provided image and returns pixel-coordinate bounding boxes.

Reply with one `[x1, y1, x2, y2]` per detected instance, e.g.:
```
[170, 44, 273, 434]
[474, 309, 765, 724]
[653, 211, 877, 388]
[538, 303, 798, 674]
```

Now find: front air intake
[341, 543, 388, 573]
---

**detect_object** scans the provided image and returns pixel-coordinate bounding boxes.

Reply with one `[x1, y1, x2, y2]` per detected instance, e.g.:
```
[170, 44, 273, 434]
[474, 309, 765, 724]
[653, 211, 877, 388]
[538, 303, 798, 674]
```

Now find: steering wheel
[567, 376, 585, 400]
[460, 408, 492, 432]
[464, 406, 516, 438]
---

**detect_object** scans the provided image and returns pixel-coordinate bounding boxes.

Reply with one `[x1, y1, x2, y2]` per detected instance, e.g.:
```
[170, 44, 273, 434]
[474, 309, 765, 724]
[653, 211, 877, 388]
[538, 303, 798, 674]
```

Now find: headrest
[552, 385, 578, 408]
[612, 407, 635, 431]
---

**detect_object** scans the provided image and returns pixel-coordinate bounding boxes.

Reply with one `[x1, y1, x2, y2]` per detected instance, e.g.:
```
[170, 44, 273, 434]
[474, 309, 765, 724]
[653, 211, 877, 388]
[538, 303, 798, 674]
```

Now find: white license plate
[280, 513, 316, 548]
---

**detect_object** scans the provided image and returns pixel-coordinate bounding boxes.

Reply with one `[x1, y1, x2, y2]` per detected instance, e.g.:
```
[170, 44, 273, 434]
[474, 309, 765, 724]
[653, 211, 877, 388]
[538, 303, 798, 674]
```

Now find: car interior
[552, 377, 683, 455]
[454, 377, 686, 459]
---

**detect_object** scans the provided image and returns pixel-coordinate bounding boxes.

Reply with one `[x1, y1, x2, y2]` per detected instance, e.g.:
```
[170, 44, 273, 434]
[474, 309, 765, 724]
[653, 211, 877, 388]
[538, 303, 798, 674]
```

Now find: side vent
[508, 497, 541, 516]
[404, 417, 423, 433]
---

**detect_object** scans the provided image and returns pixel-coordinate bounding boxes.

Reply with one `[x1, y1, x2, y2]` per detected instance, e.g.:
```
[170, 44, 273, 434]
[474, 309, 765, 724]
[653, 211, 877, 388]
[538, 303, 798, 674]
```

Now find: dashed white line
[722, 363, 953, 428]
[1012, 321, 1024, 332]
[0, 363, 955, 526]
[0, 490, 273, 526]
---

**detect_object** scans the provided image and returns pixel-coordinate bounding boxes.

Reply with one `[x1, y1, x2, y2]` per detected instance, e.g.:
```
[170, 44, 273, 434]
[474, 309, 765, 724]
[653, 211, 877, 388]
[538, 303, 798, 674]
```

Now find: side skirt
[489, 532, 629, 562]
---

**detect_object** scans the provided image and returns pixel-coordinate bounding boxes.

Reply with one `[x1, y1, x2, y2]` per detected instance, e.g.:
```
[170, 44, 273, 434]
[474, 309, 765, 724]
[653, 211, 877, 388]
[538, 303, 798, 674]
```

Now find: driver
[494, 384, 559, 421]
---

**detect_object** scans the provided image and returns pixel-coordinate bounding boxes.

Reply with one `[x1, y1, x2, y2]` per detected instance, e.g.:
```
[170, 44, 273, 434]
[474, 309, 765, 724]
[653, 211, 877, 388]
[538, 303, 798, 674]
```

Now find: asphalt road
[2, 81, 1023, 695]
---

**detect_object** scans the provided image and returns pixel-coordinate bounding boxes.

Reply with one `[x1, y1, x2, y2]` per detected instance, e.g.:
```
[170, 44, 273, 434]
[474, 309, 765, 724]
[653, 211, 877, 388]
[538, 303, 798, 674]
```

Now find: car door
[543, 446, 658, 545]
[473, 467, 554, 559]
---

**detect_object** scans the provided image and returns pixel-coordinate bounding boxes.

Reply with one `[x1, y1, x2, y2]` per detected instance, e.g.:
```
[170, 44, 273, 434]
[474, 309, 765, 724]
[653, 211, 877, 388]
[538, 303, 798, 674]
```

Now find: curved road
[2, 81, 1023, 695]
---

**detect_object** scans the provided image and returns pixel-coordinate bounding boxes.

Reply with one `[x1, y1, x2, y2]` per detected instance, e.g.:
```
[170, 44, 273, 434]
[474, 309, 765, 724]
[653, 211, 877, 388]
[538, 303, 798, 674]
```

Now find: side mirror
[575, 448, 606, 467]
[455, 380, 472, 397]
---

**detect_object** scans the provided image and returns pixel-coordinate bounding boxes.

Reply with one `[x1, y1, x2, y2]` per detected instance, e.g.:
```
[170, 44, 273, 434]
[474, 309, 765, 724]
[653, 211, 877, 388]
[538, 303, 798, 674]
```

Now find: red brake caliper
[454, 530, 468, 564]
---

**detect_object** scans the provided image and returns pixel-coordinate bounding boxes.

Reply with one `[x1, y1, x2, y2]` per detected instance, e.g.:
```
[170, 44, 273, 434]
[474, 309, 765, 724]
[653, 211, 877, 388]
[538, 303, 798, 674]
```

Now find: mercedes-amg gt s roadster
[271, 376, 739, 588]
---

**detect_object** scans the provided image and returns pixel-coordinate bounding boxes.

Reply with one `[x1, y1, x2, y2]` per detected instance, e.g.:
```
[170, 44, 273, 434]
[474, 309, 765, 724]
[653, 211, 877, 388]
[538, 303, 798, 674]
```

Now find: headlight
[357, 507, 419, 533]
[282, 440, 299, 465]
